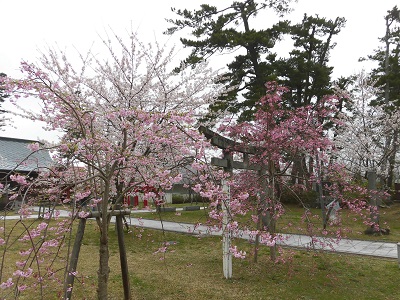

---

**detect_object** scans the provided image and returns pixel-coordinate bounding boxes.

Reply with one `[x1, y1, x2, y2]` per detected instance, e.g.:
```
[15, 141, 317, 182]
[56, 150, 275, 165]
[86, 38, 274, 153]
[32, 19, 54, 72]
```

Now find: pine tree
[363, 6, 400, 190]
[166, 1, 345, 122]
[270, 14, 346, 108]
[166, 0, 294, 121]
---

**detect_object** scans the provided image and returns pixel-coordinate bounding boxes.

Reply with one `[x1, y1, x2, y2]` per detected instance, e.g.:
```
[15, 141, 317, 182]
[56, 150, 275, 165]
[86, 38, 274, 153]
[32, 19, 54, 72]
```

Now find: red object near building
[133, 185, 159, 208]
[124, 196, 131, 206]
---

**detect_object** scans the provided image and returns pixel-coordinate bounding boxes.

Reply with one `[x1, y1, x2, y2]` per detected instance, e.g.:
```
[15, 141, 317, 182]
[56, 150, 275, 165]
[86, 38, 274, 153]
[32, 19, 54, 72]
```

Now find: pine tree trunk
[387, 129, 398, 190]
[253, 215, 261, 263]
[308, 157, 314, 189]
[290, 158, 299, 185]
[291, 154, 309, 186]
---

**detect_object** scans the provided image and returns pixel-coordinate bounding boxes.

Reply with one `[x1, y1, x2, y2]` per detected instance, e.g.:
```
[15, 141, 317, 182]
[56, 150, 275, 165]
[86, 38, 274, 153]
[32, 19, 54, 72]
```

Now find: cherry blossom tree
[332, 71, 398, 232]
[195, 82, 377, 263]
[335, 71, 400, 186]
[2, 30, 222, 299]
[193, 82, 334, 258]
[227, 82, 338, 259]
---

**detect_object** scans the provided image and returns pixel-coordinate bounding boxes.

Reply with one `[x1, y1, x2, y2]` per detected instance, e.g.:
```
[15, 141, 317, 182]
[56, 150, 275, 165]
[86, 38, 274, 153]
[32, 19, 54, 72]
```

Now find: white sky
[1, 0, 398, 142]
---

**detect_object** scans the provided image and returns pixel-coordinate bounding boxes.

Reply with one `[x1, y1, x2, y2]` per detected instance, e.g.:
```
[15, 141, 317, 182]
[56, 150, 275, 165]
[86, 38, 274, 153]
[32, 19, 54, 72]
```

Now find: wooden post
[199, 125, 261, 278]
[64, 218, 87, 300]
[116, 215, 131, 299]
[222, 180, 232, 279]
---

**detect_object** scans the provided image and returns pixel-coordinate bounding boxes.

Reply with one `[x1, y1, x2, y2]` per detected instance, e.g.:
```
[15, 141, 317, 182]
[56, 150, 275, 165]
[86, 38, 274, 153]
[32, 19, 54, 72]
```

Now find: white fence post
[222, 180, 232, 279]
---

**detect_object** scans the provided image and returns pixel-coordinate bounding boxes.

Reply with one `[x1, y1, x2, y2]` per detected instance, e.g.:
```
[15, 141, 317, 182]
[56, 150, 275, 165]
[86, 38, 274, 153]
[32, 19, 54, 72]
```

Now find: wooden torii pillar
[199, 126, 259, 279]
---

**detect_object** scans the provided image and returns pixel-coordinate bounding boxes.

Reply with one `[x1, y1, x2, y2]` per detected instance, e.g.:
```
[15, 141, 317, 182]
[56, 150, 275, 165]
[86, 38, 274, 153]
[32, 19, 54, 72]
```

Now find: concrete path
[4, 207, 399, 260]
[126, 216, 399, 259]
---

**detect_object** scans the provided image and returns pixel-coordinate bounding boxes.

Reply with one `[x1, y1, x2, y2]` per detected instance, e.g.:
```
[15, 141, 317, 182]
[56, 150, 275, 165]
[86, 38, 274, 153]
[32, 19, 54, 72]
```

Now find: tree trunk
[290, 157, 300, 185]
[291, 154, 309, 186]
[263, 161, 277, 261]
[366, 170, 380, 234]
[380, 15, 393, 189]
[387, 129, 398, 190]
[315, 153, 327, 229]
[253, 212, 261, 263]
[267, 173, 277, 262]
[97, 185, 111, 300]
[308, 157, 314, 189]
[97, 220, 110, 299]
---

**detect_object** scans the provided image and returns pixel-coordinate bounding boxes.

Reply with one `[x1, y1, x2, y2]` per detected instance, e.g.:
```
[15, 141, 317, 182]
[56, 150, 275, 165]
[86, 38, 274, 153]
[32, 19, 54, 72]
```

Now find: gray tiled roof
[0, 137, 54, 173]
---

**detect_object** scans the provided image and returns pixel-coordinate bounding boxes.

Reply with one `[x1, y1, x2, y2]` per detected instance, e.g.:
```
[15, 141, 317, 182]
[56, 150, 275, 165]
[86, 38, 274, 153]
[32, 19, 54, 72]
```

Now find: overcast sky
[1, 0, 399, 142]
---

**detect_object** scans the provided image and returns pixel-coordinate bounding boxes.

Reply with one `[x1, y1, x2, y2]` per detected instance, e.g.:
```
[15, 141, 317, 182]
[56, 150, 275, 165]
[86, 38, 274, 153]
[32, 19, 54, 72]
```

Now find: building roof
[0, 137, 54, 173]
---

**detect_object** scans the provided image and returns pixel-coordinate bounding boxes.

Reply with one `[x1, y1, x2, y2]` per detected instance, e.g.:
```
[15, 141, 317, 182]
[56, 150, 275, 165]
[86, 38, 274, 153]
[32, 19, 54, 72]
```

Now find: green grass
[136, 207, 209, 224]
[135, 202, 400, 242]
[278, 202, 400, 242]
[1, 219, 400, 299]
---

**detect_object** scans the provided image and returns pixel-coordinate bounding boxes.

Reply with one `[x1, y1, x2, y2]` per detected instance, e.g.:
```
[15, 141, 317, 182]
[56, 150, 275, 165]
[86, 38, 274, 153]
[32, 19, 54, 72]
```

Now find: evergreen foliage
[166, 1, 345, 120]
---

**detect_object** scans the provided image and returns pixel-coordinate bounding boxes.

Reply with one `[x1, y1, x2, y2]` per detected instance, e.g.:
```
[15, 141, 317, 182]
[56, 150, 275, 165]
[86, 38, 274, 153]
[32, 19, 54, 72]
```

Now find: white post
[222, 180, 232, 279]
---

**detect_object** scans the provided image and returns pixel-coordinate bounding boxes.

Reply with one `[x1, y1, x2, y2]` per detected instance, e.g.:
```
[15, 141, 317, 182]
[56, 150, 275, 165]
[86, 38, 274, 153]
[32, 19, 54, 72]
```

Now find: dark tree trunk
[98, 221, 110, 300]
[97, 185, 111, 300]
[387, 129, 398, 190]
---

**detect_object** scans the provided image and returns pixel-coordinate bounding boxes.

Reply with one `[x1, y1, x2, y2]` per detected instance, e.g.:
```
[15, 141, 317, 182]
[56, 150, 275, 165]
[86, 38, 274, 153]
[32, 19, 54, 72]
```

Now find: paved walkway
[126, 216, 399, 259]
[4, 207, 399, 260]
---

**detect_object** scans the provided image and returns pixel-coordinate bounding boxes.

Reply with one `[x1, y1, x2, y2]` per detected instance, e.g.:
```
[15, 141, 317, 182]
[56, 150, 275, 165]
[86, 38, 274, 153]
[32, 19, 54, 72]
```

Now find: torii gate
[199, 126, 260, 279]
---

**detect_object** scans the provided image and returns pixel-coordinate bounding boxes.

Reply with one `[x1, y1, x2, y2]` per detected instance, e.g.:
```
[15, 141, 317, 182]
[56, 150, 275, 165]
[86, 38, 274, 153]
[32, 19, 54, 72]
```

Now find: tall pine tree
[270, 14, 346, 108]
[166, 0, 294, 121]
[166, 1, 345, 122]
[364, 6, 400, 190]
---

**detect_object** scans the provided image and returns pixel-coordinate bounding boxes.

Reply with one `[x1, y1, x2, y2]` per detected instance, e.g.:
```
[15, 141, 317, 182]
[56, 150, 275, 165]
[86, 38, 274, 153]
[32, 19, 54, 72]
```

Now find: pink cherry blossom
[0, 278, 14, 289]
[27, 142, 40, 152]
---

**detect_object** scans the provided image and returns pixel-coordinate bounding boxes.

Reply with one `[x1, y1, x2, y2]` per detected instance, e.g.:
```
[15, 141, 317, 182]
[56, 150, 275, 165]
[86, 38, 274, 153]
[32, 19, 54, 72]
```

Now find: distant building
[0, 137, 53, 209]
[164, 166, 199, 204]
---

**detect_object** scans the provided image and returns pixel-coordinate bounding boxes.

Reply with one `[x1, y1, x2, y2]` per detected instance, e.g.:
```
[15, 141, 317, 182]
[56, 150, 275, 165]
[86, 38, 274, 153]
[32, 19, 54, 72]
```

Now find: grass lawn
[1, 218, 399, 300]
